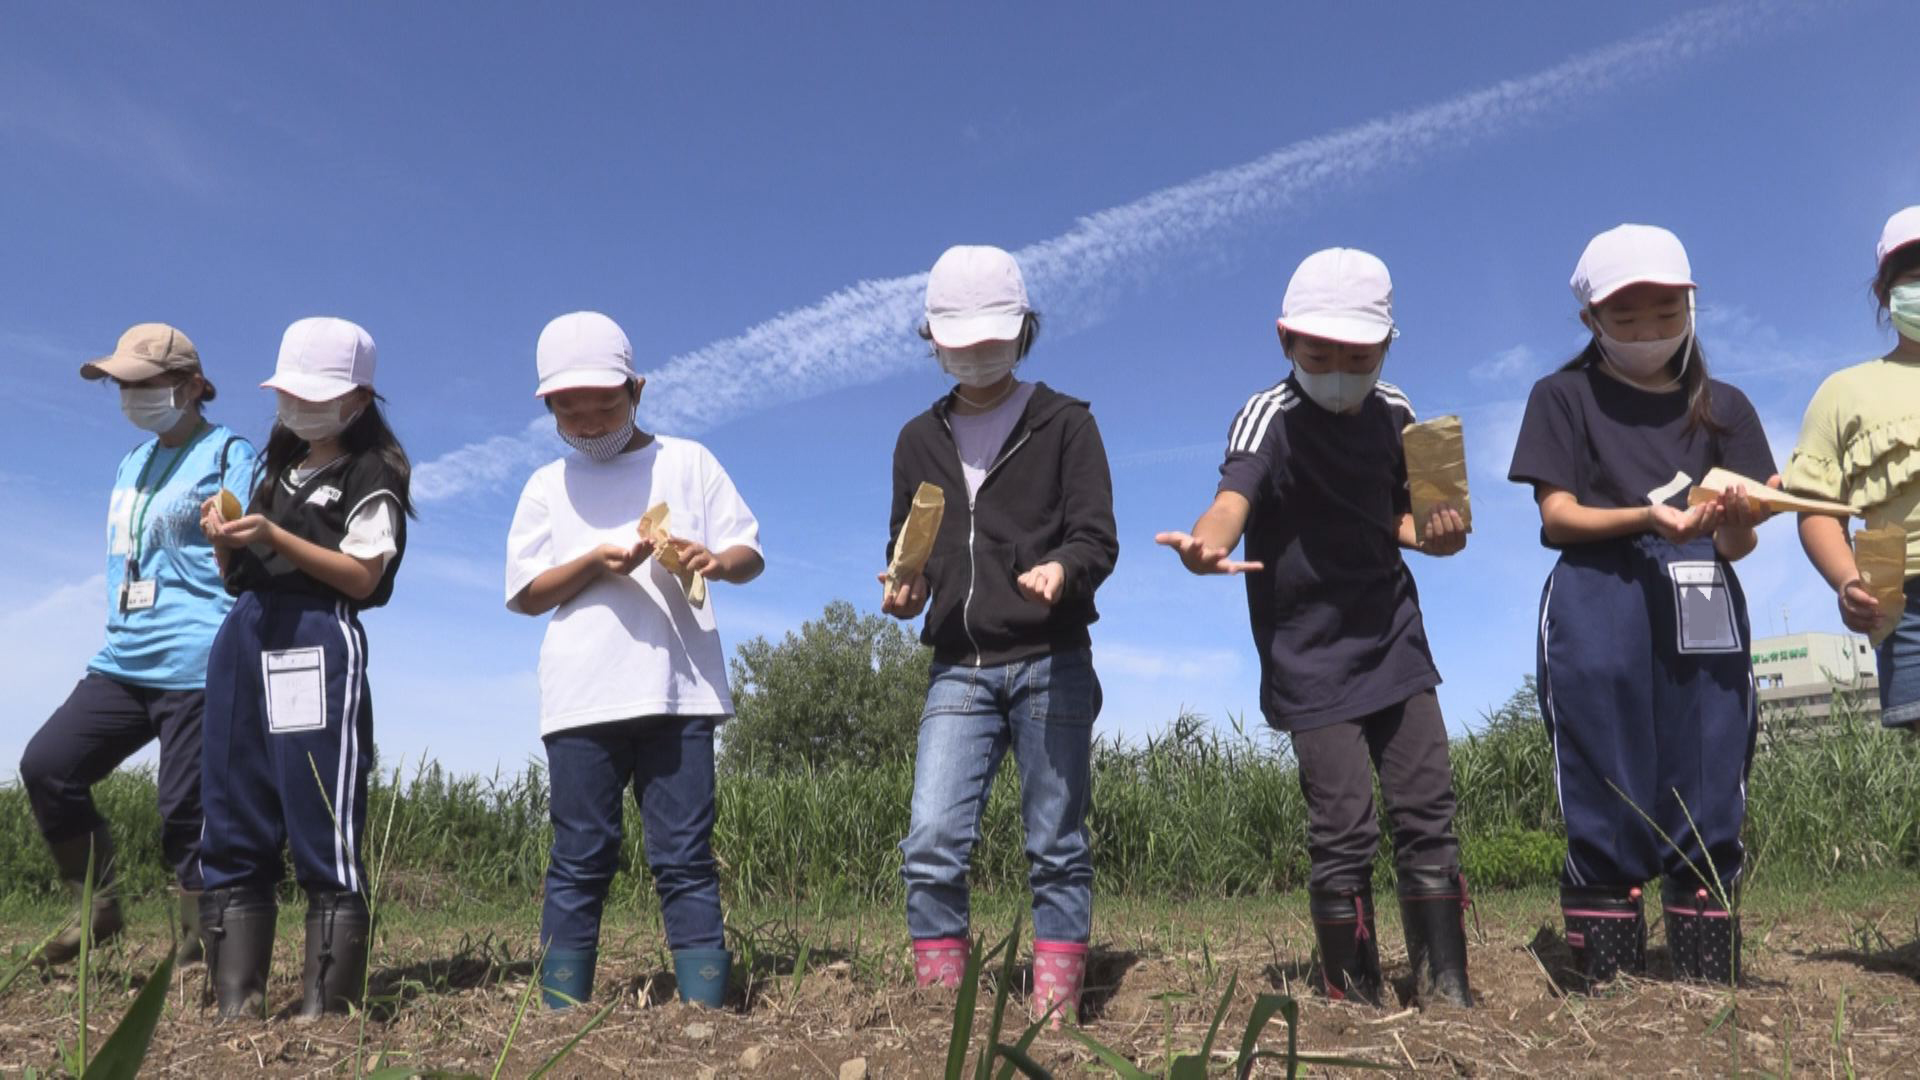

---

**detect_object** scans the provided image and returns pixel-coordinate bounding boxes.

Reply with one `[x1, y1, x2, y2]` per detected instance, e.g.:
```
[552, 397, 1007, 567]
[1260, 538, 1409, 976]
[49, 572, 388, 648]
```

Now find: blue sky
[4, 2, 1915, 781]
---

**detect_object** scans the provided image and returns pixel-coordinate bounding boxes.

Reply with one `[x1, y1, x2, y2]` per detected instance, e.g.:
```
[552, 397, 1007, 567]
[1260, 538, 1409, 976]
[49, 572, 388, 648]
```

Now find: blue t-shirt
[90, 423, 257, 689]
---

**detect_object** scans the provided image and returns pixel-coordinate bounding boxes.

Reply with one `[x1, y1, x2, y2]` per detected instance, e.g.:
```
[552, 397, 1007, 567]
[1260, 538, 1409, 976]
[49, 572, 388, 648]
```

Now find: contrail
[415, 0, 1792, 502]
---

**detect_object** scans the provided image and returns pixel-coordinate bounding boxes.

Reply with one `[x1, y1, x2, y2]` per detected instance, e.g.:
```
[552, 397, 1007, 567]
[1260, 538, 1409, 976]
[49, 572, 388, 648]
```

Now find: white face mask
[277, 396, 362, 441]
[1292, 366, 1380, 414]
[1890, 281, 1920, 343]
[120, 385, 188, 433]
[936, 340, 1021, 389]
[1593, 295, 1693, 384]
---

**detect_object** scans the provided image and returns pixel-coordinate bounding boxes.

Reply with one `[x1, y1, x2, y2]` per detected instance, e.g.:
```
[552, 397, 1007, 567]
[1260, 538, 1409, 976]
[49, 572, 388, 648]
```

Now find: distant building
[1750, 632, 1879, 731]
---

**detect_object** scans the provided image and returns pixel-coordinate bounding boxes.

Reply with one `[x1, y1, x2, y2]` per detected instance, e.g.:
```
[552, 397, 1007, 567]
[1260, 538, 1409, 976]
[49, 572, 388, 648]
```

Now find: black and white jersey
[1217, 374, 1440, 732]
[224, 453, 408, 609]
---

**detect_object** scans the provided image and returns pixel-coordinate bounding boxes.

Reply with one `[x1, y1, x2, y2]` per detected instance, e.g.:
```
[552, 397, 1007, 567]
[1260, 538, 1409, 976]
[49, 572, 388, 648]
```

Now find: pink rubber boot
[913, 937, 968, 989]
[1030, 940, 1089, 1027]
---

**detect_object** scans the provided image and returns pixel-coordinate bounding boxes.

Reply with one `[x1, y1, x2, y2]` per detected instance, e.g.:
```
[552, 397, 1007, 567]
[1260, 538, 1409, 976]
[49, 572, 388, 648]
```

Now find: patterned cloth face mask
[559, 414, 636, 462]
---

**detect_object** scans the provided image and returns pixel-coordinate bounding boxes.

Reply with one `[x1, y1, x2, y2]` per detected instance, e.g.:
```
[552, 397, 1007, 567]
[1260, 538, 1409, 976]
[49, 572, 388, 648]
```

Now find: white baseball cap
[1571, 224, 1695, 308]
[262, 317, 377, 402]
[1875, 206, 1920, 267]
[535, 311, 638, 398]
[1275, 247, 1396, 346]
[924, 245, 1029, 348]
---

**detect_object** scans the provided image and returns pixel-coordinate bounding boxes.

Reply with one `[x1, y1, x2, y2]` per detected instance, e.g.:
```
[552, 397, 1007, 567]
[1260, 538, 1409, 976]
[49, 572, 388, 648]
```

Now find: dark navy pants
[200, 591, 373, 894]
[1537, 534, 1757, 894]
[20, 674, 205, 889]
[540, 716, 724, 953]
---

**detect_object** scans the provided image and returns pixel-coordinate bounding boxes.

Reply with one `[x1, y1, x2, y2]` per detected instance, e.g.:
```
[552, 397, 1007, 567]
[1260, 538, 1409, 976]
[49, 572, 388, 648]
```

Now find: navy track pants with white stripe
[1537, 534, 1757, 894]
[200, 591, 373, 895]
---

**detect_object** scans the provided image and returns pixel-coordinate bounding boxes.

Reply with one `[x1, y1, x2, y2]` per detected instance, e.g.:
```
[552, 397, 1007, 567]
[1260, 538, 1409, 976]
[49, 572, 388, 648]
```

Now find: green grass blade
[976, 915, 1023, 1080]
[492, 941, 548, 1080]
[1198, 970, 1238, 1059]
[988, 1042, 1054, 1080]
[526, 997, 619, 1080]
[1235, 992, 1290, 1078]
[1067, 1030, 1152, 1079]
[945, 935, 988, 1079]
[995, 1008, 1057, 1080]
[79, 950, 176, 1079]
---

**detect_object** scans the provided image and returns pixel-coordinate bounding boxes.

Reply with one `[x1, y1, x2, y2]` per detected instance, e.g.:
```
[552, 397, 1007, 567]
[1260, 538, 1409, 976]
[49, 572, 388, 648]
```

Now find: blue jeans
[1879, 580, 1920, 728]
[541, 715, 724, 953]
[899, 649, 1101, 944]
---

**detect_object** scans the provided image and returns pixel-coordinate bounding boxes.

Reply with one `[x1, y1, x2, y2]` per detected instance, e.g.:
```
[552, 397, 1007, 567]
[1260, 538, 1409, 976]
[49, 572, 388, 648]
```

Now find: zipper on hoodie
[941, 410, 1033, 668]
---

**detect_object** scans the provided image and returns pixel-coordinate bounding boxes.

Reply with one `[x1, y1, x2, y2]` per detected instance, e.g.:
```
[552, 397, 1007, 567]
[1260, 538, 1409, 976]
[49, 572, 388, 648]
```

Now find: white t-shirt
[949, 382, 1036, 498]
[504, 436, 762, 736]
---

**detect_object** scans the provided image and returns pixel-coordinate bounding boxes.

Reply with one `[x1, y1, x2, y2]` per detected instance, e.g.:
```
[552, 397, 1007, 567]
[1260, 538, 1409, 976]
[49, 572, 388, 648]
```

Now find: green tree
[721, 600, 932, 774]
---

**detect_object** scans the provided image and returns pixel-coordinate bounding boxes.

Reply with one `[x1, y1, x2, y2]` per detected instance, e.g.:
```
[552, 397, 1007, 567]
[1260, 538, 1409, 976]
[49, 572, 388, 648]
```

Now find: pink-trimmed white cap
[535, 311, 637, 398]
[1876, 206, 1920, 267]
[263, 317, 376, 402]
[925, 245, 1029, 348]
[1275, 248, 1396, 346]
[1571, 224, 1695, 308]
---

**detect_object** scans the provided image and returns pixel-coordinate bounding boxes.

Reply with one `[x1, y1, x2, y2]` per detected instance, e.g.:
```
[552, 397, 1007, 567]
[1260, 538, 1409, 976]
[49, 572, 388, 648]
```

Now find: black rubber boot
[177, 888, 205, 965]
[1398, 866, 1473, 1007]
[1560, 885, 1646, 988]
[1309, 885, 1383, 1005]
[296, 891, 372, 1020]
[202, 886, 277, 1019]
[38, 824, 124, 967]
[1664, 880, 1739, 985]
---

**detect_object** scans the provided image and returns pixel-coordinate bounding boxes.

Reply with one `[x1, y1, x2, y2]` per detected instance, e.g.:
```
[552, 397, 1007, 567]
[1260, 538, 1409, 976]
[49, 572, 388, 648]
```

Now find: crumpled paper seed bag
[1402, 415, 1472, 543]
[885, 482, 946, 596]
[640, 502, 707, 608]
[1854, 525, 1907, 647]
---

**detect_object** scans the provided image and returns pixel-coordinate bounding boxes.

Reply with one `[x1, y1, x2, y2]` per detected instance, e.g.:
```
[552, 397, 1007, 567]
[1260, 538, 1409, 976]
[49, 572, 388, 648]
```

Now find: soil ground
[3, 879, 1918, 1077]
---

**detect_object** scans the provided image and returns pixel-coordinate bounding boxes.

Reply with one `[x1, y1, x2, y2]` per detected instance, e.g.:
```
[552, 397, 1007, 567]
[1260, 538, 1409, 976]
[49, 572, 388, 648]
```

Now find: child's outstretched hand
[1016, 561, 1066, 606]
[669, 537, 719, 577]
[1154, 531, 1264, 575]
[876, 571, 929, 619]
[596, 538, 651, 576]
[1647, 502, 1720, 545]
[1415, 505, 1468, 557]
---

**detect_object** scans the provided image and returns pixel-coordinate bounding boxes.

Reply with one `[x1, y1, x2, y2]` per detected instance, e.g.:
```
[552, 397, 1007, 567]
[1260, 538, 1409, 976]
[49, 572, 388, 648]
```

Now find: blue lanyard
[128, 422, 210, 570]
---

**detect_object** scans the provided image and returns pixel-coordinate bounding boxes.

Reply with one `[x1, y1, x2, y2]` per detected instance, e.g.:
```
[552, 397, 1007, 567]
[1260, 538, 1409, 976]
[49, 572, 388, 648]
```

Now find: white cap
[1876, 206, 1920, 267]
[262, 317, 376, 402]
[924, 245, 1029, 348]
[535, 311, 637, 398]
[1275, 247, 1396, 346]
[1571, 224, 1695, 308]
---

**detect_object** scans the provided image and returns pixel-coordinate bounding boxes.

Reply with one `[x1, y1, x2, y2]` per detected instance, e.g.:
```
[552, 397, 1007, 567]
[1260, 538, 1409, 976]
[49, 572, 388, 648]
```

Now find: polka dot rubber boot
[1030, 940, 1088, 1028]
[1664, 881, 1739, 985]
[913, 937, 968, 989]
[1560, 885, 1646, 989]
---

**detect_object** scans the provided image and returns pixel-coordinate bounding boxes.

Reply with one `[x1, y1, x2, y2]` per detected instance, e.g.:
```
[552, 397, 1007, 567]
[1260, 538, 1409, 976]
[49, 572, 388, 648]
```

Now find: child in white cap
[1158, 247, 1473, 1008]
[504, 311, 763, 1010]
[1508, 224, 1775, 988]
[195, 316, 413, 1019]
[1784, 207, 1920, 731]
[882, 245, 1118, 1026]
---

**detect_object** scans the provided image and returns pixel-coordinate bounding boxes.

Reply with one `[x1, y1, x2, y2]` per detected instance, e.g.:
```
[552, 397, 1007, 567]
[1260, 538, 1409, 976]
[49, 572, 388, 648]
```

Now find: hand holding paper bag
[1853, 525, 1908, 647]
[881, 483, 945, 613]
[1401, 415, 1472, 545]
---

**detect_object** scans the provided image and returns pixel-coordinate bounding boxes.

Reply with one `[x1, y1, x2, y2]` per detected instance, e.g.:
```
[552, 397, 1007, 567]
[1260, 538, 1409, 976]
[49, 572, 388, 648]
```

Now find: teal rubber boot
[540, 947, 597, 1010]
[673, 947, 731, 1008]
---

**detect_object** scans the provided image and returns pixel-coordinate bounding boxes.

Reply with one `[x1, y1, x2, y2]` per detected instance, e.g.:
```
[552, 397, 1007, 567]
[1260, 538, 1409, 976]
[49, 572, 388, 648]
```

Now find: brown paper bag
[1401, 415, 1472, 543]
[217, 489, 244, 521]
[885, 482, 946, 595]
[1686, 467, 1855, 518]
[1854, 525, 1908, 647]
[639, 502, 708, 608]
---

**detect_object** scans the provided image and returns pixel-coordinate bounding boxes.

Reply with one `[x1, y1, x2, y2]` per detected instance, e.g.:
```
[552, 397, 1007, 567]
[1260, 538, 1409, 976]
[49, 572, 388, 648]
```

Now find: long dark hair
[1559, 330, 1724, 438]
[253, 394, 416, 518]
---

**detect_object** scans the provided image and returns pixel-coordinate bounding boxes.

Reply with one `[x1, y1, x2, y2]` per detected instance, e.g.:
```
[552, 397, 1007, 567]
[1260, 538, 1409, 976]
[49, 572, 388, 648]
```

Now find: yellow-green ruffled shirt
[1782, 354, 1920, 578]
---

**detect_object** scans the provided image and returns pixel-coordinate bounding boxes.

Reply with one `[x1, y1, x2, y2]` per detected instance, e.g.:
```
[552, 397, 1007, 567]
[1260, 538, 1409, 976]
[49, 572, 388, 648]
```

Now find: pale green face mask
[1890, 281, 1920, 344]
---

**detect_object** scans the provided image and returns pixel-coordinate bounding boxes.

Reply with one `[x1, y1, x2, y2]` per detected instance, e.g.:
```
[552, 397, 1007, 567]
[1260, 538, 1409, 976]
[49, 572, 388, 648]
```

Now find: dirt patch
[4, 893, 1919, 1077]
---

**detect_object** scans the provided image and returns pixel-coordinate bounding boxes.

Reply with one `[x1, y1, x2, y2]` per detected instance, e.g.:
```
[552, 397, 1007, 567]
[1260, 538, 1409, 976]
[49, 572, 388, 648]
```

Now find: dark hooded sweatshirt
[888, 382, 1118, 667]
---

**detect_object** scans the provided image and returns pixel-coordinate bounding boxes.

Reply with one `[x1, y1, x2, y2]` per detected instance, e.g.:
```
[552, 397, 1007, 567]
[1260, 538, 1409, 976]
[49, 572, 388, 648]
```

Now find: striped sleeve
[1219, 382, 1294, 501]
[1373, 379, 1416, 426]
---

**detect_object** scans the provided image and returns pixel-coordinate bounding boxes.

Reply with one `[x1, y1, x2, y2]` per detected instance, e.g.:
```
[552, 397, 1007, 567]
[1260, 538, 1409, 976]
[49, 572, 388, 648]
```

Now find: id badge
[1667, 561, 1740, 654]
[122, 579, 158, 612]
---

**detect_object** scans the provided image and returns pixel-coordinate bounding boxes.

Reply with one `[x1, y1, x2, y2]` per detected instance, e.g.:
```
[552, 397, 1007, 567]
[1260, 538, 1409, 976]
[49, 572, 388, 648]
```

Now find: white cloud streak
[415, 0, 1794, 503]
